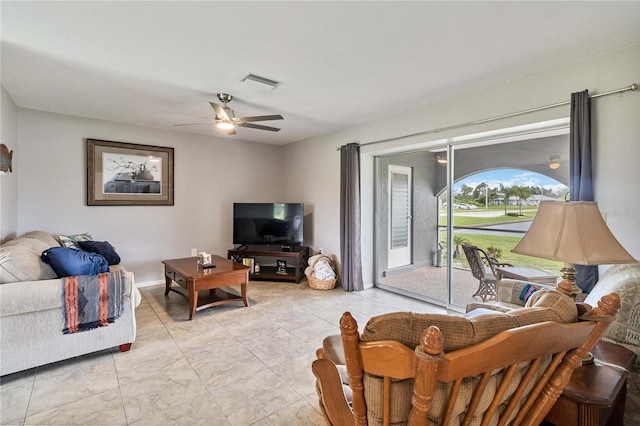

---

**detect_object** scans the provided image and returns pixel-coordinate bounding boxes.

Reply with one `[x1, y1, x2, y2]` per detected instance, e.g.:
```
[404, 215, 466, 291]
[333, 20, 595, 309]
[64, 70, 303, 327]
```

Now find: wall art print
[87, 139, 174, 206]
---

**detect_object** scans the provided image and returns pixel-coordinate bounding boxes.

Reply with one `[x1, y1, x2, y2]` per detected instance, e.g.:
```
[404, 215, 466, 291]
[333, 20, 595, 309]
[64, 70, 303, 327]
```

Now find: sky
[453, 169, 568, 194]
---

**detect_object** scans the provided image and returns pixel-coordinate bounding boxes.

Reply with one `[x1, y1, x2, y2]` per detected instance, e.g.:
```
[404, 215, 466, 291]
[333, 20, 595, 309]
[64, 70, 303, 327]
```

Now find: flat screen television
[233, 203, 304, 246]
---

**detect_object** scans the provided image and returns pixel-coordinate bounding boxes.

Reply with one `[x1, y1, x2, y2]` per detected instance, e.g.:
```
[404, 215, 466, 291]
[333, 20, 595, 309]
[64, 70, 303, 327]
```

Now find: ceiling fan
[173, 93, 283, 135]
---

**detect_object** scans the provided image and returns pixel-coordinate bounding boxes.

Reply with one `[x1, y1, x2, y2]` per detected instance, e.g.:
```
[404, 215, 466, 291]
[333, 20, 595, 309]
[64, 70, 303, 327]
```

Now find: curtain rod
[337, 83, 638, 150]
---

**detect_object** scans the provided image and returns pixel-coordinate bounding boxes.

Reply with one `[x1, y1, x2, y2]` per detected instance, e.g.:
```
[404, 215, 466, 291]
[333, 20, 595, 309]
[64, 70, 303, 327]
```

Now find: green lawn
[435, 205, 561, 275]
[439, 207, 539, 226]
[447, 232, 562, 276]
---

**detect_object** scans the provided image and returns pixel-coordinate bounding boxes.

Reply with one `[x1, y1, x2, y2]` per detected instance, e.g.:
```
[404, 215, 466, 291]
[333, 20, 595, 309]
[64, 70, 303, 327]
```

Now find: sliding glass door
[375, 151, 448, 306]
[374, 133, 569, 310]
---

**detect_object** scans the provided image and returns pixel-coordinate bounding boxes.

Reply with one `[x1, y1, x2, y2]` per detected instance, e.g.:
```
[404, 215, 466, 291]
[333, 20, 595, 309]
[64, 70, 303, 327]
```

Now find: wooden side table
[544, 340, 637, 426]
[495, 266, 558, 285]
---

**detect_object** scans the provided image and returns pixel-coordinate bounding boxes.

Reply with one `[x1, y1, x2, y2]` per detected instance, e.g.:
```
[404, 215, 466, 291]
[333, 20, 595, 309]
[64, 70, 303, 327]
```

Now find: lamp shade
[512, 201, 636, 265]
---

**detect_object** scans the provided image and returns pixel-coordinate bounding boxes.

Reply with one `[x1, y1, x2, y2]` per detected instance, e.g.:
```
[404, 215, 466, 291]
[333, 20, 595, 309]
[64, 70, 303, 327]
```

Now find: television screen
[233, 203, 304, 246]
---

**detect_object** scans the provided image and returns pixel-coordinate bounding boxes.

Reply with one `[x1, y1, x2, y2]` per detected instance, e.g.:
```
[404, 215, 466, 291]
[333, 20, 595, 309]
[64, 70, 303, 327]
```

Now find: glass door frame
[370, 119, 570, 312]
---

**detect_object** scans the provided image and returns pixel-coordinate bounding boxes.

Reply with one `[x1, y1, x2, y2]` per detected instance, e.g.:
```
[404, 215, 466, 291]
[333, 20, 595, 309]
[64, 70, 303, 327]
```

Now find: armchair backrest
[313, 293, 620, 426]
[462, 243, 492, 280]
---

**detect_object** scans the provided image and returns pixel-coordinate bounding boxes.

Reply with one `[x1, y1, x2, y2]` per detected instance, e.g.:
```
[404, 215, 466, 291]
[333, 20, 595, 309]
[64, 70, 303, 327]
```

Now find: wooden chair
[312, 293, 620, 426]
[462, 243, 512, 302]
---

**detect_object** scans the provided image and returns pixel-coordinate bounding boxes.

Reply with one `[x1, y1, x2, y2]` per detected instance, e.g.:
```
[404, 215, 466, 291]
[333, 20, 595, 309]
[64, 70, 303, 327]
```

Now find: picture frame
[242, 257, 255, 274]
[87, 139, 174, 206]
[276, 259, 287, 275]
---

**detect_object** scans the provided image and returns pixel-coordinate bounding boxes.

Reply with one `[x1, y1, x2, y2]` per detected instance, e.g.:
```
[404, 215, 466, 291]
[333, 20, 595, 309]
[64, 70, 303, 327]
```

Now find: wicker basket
[308, 274, 337, 290]
[306, 255, 337, 290]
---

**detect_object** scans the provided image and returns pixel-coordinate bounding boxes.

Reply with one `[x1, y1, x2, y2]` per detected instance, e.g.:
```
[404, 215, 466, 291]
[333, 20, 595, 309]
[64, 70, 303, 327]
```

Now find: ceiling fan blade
[209, 101, 229, 121]
[237, 122, 281, 132]
[236, 114, 284, 123]
[172, 122, 212, 127]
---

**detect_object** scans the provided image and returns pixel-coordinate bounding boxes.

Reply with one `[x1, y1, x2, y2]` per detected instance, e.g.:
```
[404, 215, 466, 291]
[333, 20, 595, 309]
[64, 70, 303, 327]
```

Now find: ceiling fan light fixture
[549, 155, 561, 170]
[217, 121, 235, 130]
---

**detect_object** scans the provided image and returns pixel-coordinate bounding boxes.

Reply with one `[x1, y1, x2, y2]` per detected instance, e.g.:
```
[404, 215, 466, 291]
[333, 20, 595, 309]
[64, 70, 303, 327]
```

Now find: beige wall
[283, 45, 640, 287]
[9, 109, 285, 284]
[1, 86, 20, 240]
[3, 45, 638, 288]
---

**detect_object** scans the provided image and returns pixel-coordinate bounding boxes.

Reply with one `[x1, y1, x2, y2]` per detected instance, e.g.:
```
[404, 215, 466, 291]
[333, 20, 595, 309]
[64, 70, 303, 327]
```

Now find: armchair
[462, 243, 513, 302]
[313, 292, 620, 425]
[584, 263, 640, 367]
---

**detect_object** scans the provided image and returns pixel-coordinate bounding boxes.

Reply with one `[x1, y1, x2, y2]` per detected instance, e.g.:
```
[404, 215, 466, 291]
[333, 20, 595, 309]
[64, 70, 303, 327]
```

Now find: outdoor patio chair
[462, 243, 512, 302]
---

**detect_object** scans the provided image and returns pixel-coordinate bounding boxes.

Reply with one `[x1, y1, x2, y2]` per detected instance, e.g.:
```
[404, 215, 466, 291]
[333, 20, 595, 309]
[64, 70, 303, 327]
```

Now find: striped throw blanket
[61, 270, 126, 334]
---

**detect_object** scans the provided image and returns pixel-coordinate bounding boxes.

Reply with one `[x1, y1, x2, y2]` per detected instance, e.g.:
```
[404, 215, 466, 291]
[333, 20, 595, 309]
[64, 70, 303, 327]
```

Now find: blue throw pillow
[41, 247, 109, 278]
[519, 284, 537, 302]
[77, 240, 121, 265]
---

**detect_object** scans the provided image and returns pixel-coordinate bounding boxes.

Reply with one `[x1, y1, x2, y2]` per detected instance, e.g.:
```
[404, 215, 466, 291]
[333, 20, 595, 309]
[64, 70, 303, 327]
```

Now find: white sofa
[0, 231, 140, 376]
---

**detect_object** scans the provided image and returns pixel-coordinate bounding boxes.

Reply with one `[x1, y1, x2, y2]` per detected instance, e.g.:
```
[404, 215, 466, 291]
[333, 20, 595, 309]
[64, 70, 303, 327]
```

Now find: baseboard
[135, 279, 165, 288]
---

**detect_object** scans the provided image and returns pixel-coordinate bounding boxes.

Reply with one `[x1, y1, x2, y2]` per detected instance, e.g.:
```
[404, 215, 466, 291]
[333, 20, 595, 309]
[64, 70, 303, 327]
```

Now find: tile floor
[1, 280, 447, 425]
[5, 280, 639, 425]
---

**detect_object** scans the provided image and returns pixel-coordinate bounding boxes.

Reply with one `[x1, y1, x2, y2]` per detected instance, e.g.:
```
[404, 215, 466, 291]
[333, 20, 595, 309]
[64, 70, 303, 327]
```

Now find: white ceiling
[2, 1, 639, 145]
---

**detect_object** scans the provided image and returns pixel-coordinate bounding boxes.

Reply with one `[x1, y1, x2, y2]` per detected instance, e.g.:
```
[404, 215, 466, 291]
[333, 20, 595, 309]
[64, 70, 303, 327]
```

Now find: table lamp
[512, 201, 636, 297]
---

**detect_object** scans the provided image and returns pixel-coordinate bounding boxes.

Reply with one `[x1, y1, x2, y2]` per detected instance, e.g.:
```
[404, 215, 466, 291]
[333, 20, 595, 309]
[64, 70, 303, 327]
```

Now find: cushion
[496, 279, 554, 307]
[360, 310, 561, 425]
[20, 231, 61, 248]
[585, 263, 640, 350]
[361, 311, 519, 352]
[519, 284, 537, 302]
[2, 236, 51, 253]
[78, 240, 121, 265]
[58, 232, 93, 250]
[464, 308, 501, 318]
[584, 263, 640, 307]
[0, 244, 58, 283]
[322, 335, 346, 365]
[41, 247, 109, 278]
[525, 289, 578, 323]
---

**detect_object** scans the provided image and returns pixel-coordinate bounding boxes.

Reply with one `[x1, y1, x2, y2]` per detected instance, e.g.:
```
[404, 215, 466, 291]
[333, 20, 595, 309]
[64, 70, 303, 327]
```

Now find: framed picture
[276, 259, 287, 275]
[242, 257, 255, 274]
[87, 139, 174, 206]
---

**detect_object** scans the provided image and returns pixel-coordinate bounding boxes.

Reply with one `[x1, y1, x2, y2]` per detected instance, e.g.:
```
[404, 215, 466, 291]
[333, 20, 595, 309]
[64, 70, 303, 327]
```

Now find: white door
[388, 165, 412, 268]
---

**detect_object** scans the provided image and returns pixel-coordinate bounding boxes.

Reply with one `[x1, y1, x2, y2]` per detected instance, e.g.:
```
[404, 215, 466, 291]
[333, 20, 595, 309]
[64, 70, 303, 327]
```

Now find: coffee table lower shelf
[162, 255, 250, 320]
[166, 287, 246, 314]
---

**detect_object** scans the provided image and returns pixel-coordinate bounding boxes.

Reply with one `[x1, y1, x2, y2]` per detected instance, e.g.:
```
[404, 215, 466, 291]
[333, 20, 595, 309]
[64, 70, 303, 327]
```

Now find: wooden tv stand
[228, 246, 310, 283]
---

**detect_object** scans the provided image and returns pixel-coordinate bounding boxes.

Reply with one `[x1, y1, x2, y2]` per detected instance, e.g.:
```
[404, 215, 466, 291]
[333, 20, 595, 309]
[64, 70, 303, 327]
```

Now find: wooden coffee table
[162, 255, 250, 320]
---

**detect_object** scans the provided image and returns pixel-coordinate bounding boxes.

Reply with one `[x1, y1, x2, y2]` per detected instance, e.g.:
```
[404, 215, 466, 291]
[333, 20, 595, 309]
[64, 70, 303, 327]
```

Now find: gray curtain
[340, 143, 364, 291]
[570, 89, 598, 292]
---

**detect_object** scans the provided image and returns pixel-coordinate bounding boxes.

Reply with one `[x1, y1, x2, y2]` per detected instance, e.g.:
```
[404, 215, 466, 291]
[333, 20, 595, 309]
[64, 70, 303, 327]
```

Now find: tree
[512, 186, 533, 215]
[453, 235, 468, 259]
[473, 182, 489, 207]
[459, 184, 473, 199]
[454, 184, 475, 204]
[500, 184, 512, 215]
[487, 187, 499, 205]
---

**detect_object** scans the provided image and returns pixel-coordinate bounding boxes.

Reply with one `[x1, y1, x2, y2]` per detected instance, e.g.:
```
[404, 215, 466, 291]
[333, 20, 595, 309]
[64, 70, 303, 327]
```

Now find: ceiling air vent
[240, 73, 281, 90]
